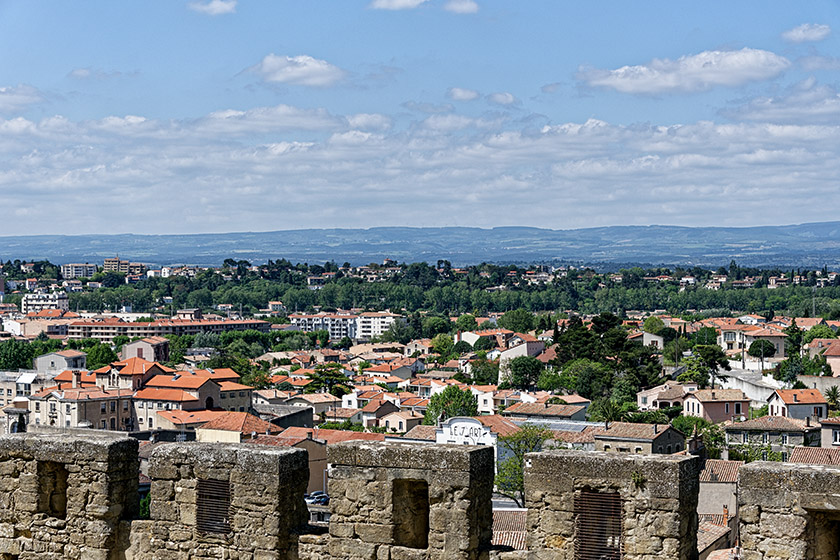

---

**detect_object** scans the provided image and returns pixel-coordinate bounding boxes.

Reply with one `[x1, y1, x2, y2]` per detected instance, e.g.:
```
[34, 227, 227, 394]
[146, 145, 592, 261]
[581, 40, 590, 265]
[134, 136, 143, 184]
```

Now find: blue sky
[2, 1, 840, 234]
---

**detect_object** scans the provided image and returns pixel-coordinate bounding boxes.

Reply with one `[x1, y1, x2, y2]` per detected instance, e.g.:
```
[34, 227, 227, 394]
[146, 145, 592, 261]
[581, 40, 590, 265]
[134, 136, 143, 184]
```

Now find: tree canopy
[422, 385, 478, 425]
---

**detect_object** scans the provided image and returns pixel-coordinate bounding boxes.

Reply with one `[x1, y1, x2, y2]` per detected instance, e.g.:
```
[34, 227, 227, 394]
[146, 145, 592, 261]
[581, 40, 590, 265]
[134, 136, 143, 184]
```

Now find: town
[2, 256, 840, 558]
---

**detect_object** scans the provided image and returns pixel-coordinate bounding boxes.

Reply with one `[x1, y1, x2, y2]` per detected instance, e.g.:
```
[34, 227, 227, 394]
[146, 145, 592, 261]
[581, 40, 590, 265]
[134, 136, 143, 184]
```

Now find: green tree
[86, 343, 117, 370]
[455, 314, 478, 332]
[0, 340, 35, 371]
[453, 340, 473, 355]
[748, 339, 776, 373]
[494, 425, 553, 507]
[802, 324, 837, 345]
[693, 326, 718, 346]
[422, 385, 478, 425]
[642, 316, 665, 335]
[826, 386, 840, 411]
[784, 319, 803, 356]
[508, 355, 543, 390]
[305, 363, 351, 397]
[470, 358, 499, 385]
[430, 333, 454, 360]
[498, 309, 536, 334]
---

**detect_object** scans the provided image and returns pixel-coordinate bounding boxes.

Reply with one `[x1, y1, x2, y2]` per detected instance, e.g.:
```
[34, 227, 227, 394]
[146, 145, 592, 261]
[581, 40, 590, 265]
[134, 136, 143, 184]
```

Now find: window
[833, 430, 840, 445]
[110, 401, 116, 412]
[735, 403, 742, 415]
[101, 420, 106, 429]
[815, 406, 823, 418]
[35, 402, 40, 412]
[239, 407, 244, 412]
[574, 491, 623, 560]
[392, 480, 429, 548]
[50, 403, 56, 413]
[65, 405, 70, 414]
[196, 478, 232, 534]
[635, 447, 642, 454]
[100, 403, 106, 414]
[138, 401, 144, 408]
[641, 396, 648, 405]
[762, 433, 769, 444]
[123, 401, 128, 411]
[37, 461, 68, 519]
[725, 403, 730, 414]
[221, 393, 227, 399]
[138, 418, 144, 424]
[239, 392, 245, 397]
[148, 417, 153, 428]
[781, 434, 789, 445]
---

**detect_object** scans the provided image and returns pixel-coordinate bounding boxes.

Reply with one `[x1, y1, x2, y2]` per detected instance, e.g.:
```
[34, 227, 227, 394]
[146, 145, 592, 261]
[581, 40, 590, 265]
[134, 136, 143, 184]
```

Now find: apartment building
[21, 292, 69, 314]
[60, 263, 98, 279]
[356, 312, 403, 340]
[289, 312, 358, 339]
[29, 374, 134, 431]
[103, 257, 146, 275]
[68, 316, 270, 343]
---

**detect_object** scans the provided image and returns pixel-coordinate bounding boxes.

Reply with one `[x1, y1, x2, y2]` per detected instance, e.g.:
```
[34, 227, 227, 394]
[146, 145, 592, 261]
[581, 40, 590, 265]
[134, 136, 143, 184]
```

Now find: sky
[2, 1, 840, 235]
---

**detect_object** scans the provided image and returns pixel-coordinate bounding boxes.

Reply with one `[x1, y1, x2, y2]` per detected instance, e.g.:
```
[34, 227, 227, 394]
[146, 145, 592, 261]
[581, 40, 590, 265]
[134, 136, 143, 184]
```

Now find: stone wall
[325, 440, 495, 560]
[0, 433, 138, 560]
[524, 449, 700, 560]
[4, 432, 836, 560]
[738, 461, 840, 560]
[126, 442, 309, 560]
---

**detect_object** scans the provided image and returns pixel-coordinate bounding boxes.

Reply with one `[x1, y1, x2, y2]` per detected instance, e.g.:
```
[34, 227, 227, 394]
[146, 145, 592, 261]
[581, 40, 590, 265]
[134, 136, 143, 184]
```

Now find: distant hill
[3, 222, 840, 268]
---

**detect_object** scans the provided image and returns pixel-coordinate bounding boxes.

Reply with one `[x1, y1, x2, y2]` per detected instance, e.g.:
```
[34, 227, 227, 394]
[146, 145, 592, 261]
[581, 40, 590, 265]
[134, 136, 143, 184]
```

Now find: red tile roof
[133, 388, 200, 403]
[788, 446, 840, 465]
[279, 426, 386, 444]
[699, 459, 743, 483]
[689, 389, 749, 403]
[772, 389, 827, 405]
[726, 415, 816, 432]
[503, 401, 585, 418]
[198, 411, 282, 435]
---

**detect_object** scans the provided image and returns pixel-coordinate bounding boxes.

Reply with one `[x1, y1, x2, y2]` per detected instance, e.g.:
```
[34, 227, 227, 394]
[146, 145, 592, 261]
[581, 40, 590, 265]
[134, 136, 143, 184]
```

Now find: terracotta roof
[503, 402, 585, 418]
[726, 415, 816, 432]
[697, 522, 730, 553]
[279, 426, 386, 444]
[699, 459, 743, 483]
[218, 381, 253, 391]
[772, 389, 827, 405]
[324, 407, 362, 419]
[595, 422, 676, 441]
[688, 389, 749, 403]
[820, 416, 840, 426]
[492, 510, 527, 550]
[54, 349, 86, 358]
[288, 393, 341, 404]
[401, 424, 437, 440]
[53, 370, 97, 384]
[133, 388, 200, 403]
[145, 374, 217, 390]
[198, 411, 282, 435]
[551, 426, 603, 444]
[788, 446, 840, 465]
[155, 409, 227, 425]
[476, 415, 520, 436]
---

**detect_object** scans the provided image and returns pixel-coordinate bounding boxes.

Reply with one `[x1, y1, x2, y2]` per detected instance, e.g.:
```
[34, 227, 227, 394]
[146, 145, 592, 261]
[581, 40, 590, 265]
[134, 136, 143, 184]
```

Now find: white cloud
[68, 67, 128, 80]
[579, 48, 790, 94]
[188, 0, 236, 15]
[782, 23, 831, 43]
[0, 85, 45, 113]
[447, 87, 479, 101]
[347, 113, 392, 131]
[725, 78, 840, 124]
[369, 0, 428, 10]
[251, 54, 345, 87]
[402, 100, 454, 113]
[444, 0, 478, 14]
[487, 92, 517, 105]
[5, 101, 840, 233]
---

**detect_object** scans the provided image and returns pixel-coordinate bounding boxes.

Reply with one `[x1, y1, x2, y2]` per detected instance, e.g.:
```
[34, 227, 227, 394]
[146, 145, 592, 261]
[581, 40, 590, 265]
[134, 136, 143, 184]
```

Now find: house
[818, 416, 840, 448]
[121, 337, 170, 363]
[359, 399, 400, 428]
[323, 407, 363, 424]
[195, 411, 283, 443]
[34, 350, 87, 373]
[637, 382, 698, 411]
[767, 389, 827, 420]
[724, 416, 820, 461]
[498, 339, 545, 382]
[153, 409, 228, 431]
[683, 389, 751, 424]
[697, 459, 742, 518]
[284, 393, 342, 416]
[594, 422, 686, 454]
[379, 410, 423, 433]
[248, 433, 327, 494]
[28, 378, 134, 431]
[502, 401, 586, 421]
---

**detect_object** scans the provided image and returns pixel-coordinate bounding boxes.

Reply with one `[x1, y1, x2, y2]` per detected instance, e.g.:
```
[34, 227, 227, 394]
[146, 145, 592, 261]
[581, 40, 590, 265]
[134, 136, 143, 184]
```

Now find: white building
[60, 263, 97, 279]
[288, 312, 358, 340]
[21, 292, 69, 315]
[356, 312, 403, 341]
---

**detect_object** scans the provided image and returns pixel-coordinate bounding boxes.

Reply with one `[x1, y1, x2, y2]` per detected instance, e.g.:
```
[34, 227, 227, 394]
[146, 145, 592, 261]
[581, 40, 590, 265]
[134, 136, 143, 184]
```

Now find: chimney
[711, 391, 715, 399]
[605, 420, 610, 430]
[72, 370, 82, 388]
[806, 416, 811, 427]
[653, 423, 658, 434]
[793, 394, 798, 402]
[723, 505, 729, 521]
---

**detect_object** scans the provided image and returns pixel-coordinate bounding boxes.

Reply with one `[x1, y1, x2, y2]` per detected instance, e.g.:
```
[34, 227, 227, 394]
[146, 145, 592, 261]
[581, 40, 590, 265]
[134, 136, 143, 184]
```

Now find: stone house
[285, 393, 342, 416]
[34, 349, 86, 373]
[767, 388, 827, 420]
[697, 459, 742, 520]
[29, 376, 134, 431]
[683, 389, 751, 424]
[379, 410, 423, 433]
[217, 380, 253, 412]
[120, 336, 170, 363]
[818, 416, 840, 447]
[594, 421, 686, 454]
[724, 415, 820, 461]
[360, 399, 400, 428]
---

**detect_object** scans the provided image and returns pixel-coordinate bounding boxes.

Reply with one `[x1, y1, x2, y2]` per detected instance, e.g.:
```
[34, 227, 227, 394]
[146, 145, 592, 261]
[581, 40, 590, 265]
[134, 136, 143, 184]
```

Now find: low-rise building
[21, 292, 69, 315]
[121, 337, 170, 363]
[767, 389, 827, 420]
[683, 389, 750, 424]
[34, 350, 86, 373]
[594, 422, 686, 454]
[60, 263, 98, 279]
[724, 416, 819, 461]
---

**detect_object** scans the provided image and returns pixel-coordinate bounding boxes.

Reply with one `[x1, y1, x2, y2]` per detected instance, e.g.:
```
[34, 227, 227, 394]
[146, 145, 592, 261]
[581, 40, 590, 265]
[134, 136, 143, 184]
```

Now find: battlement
[0, 433, 828, 559]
